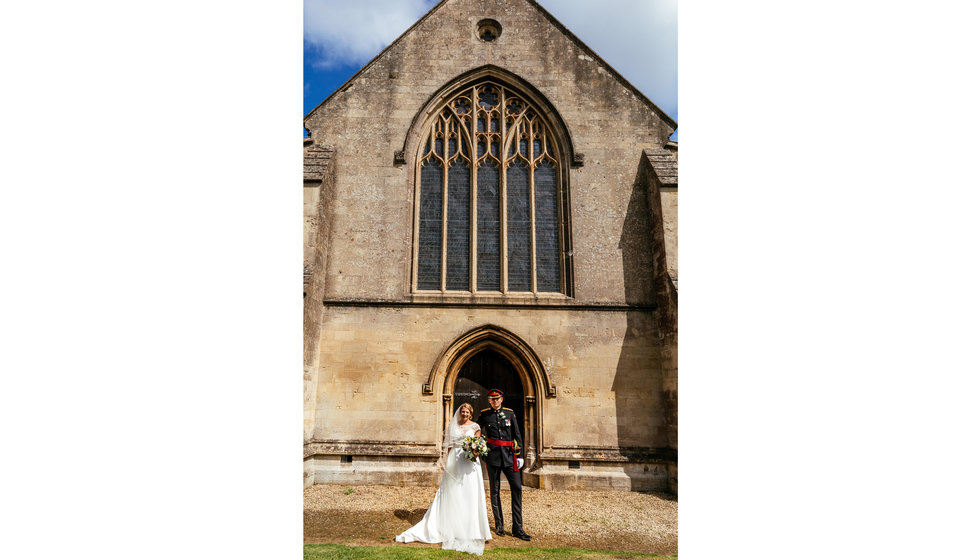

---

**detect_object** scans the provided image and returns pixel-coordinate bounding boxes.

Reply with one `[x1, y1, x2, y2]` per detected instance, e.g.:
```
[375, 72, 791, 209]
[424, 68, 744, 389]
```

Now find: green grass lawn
[304, 543, 676, 560]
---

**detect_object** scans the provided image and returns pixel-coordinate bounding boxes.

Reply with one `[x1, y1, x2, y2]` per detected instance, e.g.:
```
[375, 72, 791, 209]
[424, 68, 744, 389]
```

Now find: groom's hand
[517, 459, 524, 469]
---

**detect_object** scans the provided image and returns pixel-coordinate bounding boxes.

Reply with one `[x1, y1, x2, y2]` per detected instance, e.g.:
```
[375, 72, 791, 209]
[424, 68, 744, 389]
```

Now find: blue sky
[303, 0, 678, 139]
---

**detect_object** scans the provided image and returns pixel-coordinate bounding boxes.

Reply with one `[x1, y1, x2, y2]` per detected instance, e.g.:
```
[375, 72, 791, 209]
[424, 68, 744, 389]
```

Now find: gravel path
[304, 484, 677, 555]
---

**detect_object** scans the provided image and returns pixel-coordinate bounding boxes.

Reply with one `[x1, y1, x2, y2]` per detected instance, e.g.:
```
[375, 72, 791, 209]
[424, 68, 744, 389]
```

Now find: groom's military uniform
[477, 390, 528, 539]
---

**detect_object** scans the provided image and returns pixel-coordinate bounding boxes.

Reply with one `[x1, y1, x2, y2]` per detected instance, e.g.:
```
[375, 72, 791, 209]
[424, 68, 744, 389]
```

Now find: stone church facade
[303, 0, 678, 493]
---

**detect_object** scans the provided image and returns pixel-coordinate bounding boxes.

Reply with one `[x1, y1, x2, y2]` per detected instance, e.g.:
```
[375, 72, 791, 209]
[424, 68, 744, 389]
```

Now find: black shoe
[513, 531, 531, 541]
[495, 527, 506, 536]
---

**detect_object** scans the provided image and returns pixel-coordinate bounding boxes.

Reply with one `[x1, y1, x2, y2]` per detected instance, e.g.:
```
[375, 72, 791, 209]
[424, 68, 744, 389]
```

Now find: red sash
[486, 438, 519, 472]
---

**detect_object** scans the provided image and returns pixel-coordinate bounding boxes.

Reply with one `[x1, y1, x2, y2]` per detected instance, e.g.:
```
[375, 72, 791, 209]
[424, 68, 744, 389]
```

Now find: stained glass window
[477, 163, 500, 290]
[534, 162, 560, 292]
[415, 80, 567, 294]
[417, 160, 443, 290]
[446, 161, 470, 290]
[507, 162, 531, 291]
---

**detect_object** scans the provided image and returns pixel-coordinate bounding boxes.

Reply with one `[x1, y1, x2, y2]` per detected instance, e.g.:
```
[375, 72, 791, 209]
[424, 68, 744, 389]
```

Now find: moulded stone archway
[397, 64, 582, 169]
[425, 325, 555, 473]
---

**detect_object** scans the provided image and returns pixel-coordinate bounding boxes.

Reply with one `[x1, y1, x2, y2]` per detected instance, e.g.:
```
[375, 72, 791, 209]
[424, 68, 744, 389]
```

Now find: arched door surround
[425, 324, 556, 471]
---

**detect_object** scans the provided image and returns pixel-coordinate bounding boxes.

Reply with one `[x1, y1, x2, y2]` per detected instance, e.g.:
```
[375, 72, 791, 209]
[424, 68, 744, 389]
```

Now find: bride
[395, 403, 493, 555]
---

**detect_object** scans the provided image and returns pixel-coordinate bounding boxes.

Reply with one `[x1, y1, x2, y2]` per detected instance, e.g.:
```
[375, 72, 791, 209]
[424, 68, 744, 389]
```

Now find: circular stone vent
[477, 19, 502, 42]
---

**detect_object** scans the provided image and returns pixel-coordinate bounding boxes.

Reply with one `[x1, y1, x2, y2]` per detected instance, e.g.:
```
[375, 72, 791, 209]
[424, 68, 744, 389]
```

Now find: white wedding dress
[395, 421, 493, 555]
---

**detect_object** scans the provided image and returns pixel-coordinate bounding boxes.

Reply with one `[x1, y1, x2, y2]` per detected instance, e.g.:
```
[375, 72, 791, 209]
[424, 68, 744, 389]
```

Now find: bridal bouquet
[461, 435, 488, 462]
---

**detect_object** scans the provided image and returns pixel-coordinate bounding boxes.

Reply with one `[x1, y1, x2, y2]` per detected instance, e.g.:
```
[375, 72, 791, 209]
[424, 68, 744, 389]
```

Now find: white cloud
[304, 0, 436, 69]
[304, 0, 677, 120]
[537, 0, 677, 120]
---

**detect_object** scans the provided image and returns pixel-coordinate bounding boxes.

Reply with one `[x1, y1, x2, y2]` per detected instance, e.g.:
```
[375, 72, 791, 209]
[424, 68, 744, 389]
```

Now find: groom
[477, 389, 531, 541]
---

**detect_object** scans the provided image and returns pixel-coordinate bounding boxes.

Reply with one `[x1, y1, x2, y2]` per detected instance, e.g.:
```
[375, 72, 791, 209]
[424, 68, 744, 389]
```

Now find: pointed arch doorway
[453, 349, 525, 438]
[428, 325, 556, 476]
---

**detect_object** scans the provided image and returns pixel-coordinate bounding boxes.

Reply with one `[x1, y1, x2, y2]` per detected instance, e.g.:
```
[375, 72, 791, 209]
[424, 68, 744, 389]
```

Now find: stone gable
[304, 0, 675, 303]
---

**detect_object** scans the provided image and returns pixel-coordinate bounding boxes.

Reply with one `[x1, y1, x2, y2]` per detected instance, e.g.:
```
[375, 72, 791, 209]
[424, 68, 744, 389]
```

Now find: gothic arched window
[414, 80, 567, 295]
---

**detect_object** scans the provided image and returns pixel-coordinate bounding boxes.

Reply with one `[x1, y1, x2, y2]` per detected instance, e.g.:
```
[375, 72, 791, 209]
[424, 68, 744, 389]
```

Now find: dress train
[395, 423, 492, 555]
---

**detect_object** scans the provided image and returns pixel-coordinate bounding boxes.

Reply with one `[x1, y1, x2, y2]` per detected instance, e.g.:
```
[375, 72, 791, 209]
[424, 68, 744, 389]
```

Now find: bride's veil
[443, 406, 466, 455]
[440, 406, 467, 480]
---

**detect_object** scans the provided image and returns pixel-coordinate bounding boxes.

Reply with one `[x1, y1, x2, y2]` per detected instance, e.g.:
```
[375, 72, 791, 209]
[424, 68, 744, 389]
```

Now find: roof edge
[526, 0, 677, 132]
[642, 147, 678, 189]
[303, 0, 452, 122]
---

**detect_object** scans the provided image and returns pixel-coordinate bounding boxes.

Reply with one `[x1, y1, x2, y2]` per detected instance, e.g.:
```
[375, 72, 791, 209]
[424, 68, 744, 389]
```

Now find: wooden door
[453, 349, 525, 433]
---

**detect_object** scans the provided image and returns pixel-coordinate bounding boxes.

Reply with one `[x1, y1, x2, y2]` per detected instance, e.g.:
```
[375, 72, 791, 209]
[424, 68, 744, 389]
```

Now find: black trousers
[486, 462, 523, 533]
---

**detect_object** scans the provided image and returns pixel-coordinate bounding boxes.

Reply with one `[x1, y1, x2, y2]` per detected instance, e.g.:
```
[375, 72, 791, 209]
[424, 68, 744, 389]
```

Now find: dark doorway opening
[453, 349, 525, 434]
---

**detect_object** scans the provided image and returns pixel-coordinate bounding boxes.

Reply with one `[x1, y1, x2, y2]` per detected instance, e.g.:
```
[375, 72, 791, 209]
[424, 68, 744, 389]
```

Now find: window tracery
[415, 80, 566, 295]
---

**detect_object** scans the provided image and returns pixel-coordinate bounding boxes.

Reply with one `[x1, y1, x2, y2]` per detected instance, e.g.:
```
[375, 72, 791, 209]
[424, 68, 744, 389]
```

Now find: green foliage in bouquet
[461, 435, 489, 462]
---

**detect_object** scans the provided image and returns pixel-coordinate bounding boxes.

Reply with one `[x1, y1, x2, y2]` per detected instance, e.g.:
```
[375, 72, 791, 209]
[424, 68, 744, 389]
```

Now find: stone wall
[306, 303, 669, 491]
[303, 142, 335, 464]
[312, 305, 665, 446]
[639, 148, 678, 494]
[303, 139, 333, 277]
[647, 143, 678, 289]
